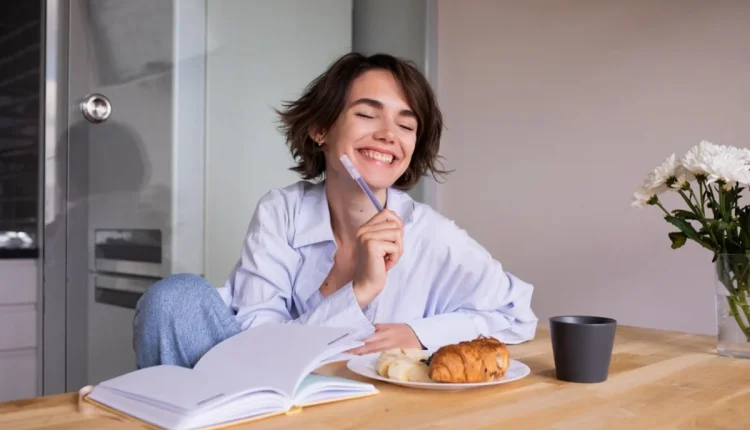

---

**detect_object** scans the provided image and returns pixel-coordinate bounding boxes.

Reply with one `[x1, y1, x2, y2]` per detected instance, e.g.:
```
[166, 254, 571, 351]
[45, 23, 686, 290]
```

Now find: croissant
[428, 335, 510, 383]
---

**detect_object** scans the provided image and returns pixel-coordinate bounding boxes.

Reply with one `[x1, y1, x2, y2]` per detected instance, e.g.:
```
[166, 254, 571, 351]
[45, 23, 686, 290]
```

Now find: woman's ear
[308, 126, 327, 146]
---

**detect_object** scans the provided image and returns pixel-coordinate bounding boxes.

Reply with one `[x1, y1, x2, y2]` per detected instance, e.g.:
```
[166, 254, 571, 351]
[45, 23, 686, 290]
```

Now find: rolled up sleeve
[406, 222, 538, 350]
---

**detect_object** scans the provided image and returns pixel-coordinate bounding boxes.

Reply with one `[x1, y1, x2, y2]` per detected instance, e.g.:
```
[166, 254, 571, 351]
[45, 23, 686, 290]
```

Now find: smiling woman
[132, 52, 539, 369]
[276, 53, 446, 191]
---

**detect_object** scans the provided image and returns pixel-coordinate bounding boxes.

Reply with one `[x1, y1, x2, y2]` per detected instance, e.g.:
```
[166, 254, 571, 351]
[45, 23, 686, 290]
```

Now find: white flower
[725, 145, 750, 164]
[681, 140, 750, 186]
[631, 187, 652, 208]
[681, 140, 719, 179]
[631, 185, 665, 208]
[671, 175, 690, 190]
[633, 153, 687, 207]
[642, 154, 680, 189]
[707, 144, 749, 185]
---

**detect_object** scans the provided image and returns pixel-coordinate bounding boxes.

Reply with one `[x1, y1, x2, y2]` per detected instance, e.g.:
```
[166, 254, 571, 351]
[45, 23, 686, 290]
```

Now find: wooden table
[2, 325, 750, 429]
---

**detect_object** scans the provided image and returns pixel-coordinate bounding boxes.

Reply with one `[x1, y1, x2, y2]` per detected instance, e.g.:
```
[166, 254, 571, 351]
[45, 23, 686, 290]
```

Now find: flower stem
[726, 295, 750, 341]
[705, 183, 719, 214]
[689, 187, 704, 217]
[678, 190, 719, 248]
[718, 258, 750, 342]
[677, 189, 700, 214]
[655, 201, 670, 216]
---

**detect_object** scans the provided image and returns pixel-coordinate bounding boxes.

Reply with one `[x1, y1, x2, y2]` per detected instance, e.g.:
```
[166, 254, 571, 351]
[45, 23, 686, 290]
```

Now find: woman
[133, 53, 538, 369]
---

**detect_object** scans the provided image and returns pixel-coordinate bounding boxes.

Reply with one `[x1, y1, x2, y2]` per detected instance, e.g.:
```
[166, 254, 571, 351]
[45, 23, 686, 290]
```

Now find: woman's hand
[347, 323, 422, 355]
[352, 209, 404, 308]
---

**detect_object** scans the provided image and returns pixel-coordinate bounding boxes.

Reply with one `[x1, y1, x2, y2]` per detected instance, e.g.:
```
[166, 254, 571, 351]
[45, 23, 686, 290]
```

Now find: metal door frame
[40, 0, 70, 396]
[40, 0, 208, 395]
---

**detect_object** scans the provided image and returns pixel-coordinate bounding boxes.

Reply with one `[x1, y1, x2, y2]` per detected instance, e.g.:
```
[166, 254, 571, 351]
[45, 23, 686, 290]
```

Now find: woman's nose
[373, 128, 396, 144]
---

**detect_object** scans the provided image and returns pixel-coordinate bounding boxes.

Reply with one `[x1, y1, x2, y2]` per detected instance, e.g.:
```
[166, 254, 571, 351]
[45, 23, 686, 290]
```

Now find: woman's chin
[361, 176, 399, 192]
[357, 165, 406, 191]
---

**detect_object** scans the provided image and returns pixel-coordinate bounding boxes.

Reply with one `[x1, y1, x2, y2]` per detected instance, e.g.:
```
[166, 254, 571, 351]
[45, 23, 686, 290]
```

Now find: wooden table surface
[2, 324, 750, 429]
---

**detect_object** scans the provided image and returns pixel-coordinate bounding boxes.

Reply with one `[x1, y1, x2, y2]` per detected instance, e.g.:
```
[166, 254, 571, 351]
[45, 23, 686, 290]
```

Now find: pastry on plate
[427, 335, 510, 383]
[374, 348, 432, 382]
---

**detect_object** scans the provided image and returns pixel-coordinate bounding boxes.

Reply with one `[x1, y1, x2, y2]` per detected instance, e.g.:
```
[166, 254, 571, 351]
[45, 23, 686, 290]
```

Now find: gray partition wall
[352, 0, 439, 207]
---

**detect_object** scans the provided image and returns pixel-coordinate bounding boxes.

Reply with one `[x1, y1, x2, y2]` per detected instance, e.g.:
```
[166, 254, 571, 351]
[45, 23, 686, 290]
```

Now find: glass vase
[715, 254, 750, 359]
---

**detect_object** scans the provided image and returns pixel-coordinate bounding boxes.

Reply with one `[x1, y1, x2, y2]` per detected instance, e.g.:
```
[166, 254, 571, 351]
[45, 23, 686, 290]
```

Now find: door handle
[80, 93, 112, 123]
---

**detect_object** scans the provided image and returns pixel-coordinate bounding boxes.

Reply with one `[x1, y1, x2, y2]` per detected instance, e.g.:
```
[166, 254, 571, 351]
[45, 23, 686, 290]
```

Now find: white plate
[346, 351, 531, 391]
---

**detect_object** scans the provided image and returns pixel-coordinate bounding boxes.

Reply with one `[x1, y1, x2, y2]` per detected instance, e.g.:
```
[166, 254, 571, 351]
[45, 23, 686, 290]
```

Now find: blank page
[293, 374, 376, 406]
[193, 323, 353, 398]
[95, 365, 245, 412]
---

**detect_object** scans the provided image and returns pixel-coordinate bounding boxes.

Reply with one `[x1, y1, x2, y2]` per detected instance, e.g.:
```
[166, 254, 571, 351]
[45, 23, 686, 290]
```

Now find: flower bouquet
[632, 140, 750, 358]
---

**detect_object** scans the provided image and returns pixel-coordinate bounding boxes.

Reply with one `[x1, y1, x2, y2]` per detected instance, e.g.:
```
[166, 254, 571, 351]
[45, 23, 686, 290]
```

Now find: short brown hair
[275, 52, 448, 190]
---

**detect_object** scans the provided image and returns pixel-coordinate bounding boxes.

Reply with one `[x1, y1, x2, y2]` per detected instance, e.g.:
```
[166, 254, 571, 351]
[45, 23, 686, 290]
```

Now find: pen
[340, 155, 384, 212]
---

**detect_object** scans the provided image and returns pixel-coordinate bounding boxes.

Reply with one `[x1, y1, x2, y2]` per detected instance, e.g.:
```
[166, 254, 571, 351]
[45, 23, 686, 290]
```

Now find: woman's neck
[325, 171, 386, 245]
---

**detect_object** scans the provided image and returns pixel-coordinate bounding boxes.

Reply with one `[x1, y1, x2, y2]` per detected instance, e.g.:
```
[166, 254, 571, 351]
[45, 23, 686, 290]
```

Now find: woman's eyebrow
[350, 98, 417, 119]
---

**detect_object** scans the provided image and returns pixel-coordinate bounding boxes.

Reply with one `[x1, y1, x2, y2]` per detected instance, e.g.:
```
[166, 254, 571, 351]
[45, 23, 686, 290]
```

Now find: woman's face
[318, 69, 418, 191]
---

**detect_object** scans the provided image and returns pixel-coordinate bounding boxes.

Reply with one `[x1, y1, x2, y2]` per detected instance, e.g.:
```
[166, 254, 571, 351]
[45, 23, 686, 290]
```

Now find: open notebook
[84, 323, 378, 429]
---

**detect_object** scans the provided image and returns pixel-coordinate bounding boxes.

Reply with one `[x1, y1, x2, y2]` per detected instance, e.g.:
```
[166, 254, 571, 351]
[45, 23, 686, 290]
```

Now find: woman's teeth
[359, 149, 394, 164]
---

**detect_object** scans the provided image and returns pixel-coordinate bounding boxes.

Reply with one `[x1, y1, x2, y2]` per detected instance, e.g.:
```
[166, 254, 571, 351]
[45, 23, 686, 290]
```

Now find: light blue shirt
[219, 180, 538, 349]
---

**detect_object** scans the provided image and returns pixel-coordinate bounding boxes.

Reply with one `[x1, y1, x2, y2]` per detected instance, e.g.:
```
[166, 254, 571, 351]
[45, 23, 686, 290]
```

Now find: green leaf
[671, 209, 700, 220]
[668, 232, 687, 249]
[664, 215, 714, 251]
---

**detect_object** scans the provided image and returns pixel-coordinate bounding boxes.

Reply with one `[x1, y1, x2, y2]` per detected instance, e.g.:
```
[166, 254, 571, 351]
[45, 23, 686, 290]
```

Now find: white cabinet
[0, 305, 36, 350]
[0, 259, 38, 402]
[0, 259, 36, 305]
[0, 349, 37, 402]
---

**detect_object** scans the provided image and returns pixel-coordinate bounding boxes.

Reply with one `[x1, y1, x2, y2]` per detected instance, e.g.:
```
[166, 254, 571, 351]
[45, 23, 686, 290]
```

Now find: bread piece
[387, 358, 416, 381]
[428, 335, 510, 383]
[374, 349, 435, 382]
[407, 361, 432, 382]
[375, 354, 401, 377]
[401, 348, 431, 361]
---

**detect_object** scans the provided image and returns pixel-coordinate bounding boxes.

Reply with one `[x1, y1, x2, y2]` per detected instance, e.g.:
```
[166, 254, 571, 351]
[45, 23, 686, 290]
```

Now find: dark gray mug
[549, 315, 617, 383]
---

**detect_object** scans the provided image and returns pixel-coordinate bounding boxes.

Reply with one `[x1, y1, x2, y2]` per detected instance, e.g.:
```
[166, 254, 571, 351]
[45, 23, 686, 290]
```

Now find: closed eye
[399, 125, 415, 131]
[356, 113, 373, 119]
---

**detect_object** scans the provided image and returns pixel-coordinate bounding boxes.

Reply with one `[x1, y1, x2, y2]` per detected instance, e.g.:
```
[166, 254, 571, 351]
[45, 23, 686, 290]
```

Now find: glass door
[43, 0, 207, 393]
[42, 0, 354, 395]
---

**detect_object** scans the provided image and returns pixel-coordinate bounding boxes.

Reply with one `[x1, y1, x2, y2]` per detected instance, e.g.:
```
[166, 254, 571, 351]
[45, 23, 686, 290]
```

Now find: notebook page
[187, 393, 289, 429]
[193, 323, 353, 398]
[96, 365, 249, 412]
[317, 350, 360, 367]
[293, 374, 377, 406]
[293, 340, 363, 393]
[87, 385, 184, 430]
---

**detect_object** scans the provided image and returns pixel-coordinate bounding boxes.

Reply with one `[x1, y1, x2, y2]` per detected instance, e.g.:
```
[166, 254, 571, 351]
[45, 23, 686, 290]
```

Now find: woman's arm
[221, 189, 374, 338]
[405, 220, 539, 350]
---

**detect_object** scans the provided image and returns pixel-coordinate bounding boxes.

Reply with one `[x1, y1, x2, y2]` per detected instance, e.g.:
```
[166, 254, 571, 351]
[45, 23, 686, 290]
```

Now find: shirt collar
[292, 181, 416, 249]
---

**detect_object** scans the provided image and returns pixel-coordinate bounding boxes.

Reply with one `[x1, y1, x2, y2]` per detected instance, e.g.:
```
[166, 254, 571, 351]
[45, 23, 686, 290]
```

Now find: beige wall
[435, 0, 750, 335]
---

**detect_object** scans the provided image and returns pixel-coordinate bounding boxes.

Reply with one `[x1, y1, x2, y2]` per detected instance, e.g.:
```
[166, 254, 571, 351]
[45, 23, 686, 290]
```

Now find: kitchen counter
[1, 324, 749, 429]
[0, 248, 38, 259]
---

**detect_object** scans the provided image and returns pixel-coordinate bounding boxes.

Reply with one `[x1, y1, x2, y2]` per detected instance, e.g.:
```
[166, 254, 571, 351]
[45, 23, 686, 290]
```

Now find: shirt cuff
[297, 282, 375, 340]
[406, 313, 480, 350]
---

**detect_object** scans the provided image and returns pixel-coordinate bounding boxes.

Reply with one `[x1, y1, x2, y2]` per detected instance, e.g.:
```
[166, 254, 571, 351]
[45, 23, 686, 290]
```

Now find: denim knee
[133, 273, 240, 368]
[135, 274, 216, 324]
[137, 274, 214, 313]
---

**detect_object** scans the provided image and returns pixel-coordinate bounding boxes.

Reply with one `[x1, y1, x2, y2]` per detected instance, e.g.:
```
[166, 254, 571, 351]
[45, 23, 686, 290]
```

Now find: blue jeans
[132, 274, 242, 369]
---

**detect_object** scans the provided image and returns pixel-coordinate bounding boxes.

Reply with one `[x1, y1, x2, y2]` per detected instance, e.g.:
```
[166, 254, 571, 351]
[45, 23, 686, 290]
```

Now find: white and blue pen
[340, 154, 383, 211]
